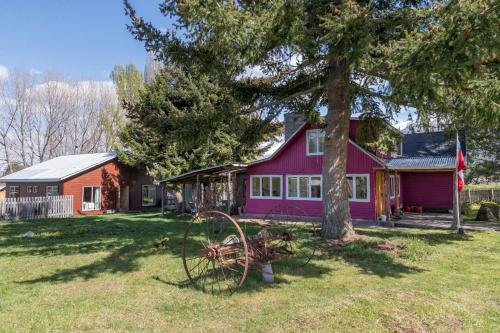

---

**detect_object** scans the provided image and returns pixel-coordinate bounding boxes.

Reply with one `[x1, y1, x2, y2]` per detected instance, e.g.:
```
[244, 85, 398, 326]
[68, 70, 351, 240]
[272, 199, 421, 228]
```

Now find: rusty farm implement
[182, 208, 319, 294]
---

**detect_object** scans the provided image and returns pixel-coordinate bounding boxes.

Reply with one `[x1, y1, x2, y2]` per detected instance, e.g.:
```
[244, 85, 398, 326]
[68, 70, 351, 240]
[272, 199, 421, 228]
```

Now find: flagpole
[455, 131, 463, 234]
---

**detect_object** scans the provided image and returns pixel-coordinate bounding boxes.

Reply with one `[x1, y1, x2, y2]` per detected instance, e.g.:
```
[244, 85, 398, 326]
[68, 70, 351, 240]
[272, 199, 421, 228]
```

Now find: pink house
[163, 115, 463, 222]
[244, 116, 462, 221]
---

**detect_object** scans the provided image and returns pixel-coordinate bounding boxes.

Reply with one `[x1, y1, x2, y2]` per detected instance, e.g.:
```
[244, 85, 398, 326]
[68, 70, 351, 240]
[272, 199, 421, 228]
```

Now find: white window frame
[8, 185, 19, 198]
[27, 185, 32, 193]
[346, 174, 370, 202]
[46, 185, 59, 197]
[250, 175, 282, 199]
[33, 185, 38, 194]
[142, 185, 157, 207]
[82, 186, 101, 211]
[306, 129, 325, 156]
[286, 175, 323, 201]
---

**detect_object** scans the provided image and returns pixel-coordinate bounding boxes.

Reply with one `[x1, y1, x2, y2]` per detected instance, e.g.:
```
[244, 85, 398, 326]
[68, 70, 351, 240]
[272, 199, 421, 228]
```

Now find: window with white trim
[142, 185, 156, 207]
[250, 175, 282, 199]
[82, 186, 101, 211]
[33, 185, 38, 194]
[46, 185, 59, 197]
[8, 186, 19, 198]
[346, 174, 369, 202]
[287, 175, 322, 200]
[27, 185, 32, 193]
[306, 129, 325, 155]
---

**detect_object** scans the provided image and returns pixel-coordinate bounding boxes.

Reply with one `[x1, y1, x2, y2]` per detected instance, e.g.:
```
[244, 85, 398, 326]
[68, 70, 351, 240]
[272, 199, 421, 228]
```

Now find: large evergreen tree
[125, 0, 499, 239]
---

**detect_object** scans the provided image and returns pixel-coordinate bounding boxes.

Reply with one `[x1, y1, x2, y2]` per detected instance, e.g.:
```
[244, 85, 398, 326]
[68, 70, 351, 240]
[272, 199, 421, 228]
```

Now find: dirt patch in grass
[371, 239, 406, 257]
[324, 235, 405, 257]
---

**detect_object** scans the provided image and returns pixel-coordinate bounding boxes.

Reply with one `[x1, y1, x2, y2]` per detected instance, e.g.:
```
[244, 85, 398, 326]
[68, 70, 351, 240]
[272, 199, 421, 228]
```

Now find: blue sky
[0, 0, 170, 81]
[0, 1, 413, 123]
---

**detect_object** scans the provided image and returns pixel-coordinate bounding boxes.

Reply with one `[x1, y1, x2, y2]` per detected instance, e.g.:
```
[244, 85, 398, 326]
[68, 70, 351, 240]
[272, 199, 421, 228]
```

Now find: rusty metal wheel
[264, 204, 321, 266]
[182, 211, 249, 294]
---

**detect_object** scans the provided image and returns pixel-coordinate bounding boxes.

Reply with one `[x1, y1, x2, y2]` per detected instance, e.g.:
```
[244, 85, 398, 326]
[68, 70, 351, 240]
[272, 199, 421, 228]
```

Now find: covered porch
[159, 163, 247, 215]
[377, 156, 457, 225]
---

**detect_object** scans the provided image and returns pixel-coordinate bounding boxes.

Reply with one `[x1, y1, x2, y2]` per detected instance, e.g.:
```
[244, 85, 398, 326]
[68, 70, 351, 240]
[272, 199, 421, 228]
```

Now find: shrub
[461, 202, 473, 216]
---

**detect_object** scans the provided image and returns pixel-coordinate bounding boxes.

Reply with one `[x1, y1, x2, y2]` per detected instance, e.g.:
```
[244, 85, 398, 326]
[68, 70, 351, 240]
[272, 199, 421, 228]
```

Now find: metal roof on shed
[386, 156, 455, 170]
[0, 152, 117, 182]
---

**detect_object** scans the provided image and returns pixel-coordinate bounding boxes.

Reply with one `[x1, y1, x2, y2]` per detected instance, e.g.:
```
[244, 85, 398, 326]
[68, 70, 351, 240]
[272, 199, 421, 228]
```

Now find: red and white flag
[456, 133, 466, 192]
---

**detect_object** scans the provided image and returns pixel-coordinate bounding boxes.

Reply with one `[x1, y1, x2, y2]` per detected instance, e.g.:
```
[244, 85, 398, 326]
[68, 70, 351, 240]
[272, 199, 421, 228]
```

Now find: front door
[375, 171, 385, 217]
[119, 186, 130, 211]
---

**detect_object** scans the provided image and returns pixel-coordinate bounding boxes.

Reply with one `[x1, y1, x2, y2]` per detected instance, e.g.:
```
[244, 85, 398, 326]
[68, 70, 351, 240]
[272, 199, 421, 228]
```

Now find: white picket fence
[0, 195, 73, 220]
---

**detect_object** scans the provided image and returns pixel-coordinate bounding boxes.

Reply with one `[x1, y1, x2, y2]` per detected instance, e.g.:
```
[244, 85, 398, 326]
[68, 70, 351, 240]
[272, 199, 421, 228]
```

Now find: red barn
[0, 152, 160, 215]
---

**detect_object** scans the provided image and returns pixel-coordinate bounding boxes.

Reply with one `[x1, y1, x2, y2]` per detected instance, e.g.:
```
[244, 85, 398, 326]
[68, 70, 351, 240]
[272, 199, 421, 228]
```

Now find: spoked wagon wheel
[264, 204, 321, 266]
[182, 211, 249, 294]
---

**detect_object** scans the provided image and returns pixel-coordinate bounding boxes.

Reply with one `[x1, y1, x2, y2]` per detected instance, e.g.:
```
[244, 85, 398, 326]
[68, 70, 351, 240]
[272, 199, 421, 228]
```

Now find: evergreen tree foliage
[118, 66, 279, 178]
[124, 0, 498, 239]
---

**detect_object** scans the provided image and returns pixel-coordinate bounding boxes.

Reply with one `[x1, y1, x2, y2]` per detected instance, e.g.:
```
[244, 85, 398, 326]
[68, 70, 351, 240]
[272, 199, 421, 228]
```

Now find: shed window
[142, 185, 156, 207]
[306, 129, 325, 155]
[46, 185, 59, 197]
[346, 174, 370, 202]
[8, 186, 19, 198]
[27, 185, 32, 193]
[82, 186, 101, 211]
[287, 175, 322, 200]
[250, 176, 282, 199]
[33, 185, 38, 193]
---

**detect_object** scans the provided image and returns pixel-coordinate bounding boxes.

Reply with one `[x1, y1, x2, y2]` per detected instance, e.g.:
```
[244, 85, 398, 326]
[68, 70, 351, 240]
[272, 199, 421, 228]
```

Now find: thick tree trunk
[321, 58, 355, 240]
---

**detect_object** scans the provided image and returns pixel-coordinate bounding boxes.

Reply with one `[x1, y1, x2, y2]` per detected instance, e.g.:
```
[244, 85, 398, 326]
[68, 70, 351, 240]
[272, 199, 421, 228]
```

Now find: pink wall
[401, 172, 453, 210]
[245, 125, 382, 220]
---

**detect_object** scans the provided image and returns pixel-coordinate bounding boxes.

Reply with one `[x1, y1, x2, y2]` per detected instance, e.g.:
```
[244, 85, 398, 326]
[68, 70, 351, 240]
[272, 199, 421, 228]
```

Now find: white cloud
[29, 68, 42, 76]
[0, 65, 9, 80]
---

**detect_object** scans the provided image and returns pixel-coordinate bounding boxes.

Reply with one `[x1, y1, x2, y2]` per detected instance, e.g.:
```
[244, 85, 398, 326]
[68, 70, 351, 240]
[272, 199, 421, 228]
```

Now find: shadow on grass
[2, 212, 466, 289]
[3, 212, 331, 292]
[323, 239, 426, 278]
[356, 228, 474, 246]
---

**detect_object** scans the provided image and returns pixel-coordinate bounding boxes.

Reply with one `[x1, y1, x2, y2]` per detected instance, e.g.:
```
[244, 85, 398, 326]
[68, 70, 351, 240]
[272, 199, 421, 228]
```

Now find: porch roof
[386, 156, 455, 170]
[160, 163, 247, 184]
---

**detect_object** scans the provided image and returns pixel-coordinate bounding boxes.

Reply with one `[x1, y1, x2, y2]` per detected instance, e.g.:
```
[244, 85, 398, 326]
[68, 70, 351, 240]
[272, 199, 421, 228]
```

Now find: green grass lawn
[0, 212, 498, 332]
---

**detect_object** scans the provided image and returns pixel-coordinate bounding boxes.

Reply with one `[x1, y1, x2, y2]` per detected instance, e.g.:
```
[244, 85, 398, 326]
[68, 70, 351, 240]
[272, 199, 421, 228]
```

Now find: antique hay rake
[182, 205, 320, 294]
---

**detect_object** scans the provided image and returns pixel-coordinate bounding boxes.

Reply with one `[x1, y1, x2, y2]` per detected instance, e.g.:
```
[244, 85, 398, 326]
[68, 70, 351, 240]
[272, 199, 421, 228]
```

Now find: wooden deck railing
[0, 195, 74, 220]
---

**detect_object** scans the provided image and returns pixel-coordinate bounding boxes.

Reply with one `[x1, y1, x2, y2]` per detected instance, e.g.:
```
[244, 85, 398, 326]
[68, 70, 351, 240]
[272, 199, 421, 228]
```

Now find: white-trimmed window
[286, 175, 322, 200]
[8, 186, 19, 198]
[27, 185, 33, 193]
[82, 186, 101, 211]
[33, 185, 38, 194]
[389, 175, 395, 199]
[46, 185, 59, 197]
[250, 175, 282, 199]
[306, 129, 325, 155]
[346, 174, 370, 202]
[142, 185, 156, 207]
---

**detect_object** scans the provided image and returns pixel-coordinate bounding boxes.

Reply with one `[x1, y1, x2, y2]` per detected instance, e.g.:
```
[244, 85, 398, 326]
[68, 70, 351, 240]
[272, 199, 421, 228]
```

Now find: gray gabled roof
[402, 131, 465, 157]
[0, 152, 118, 183]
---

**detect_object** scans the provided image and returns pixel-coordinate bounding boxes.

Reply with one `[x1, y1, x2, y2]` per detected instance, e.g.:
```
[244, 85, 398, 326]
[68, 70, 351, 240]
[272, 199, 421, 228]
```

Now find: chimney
[284, 112, 306, 141]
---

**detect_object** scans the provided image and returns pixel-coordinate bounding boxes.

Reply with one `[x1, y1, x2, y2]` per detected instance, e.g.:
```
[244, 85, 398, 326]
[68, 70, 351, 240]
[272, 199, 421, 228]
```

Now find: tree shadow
[3, 213, 465, 289]
[4, 212, 331, 291]
[322, 238, 426, 278]
[356, 228, 474, 246]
